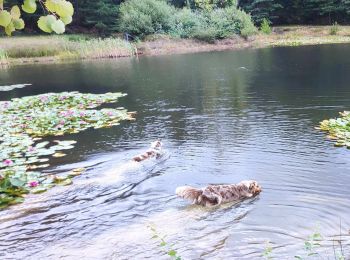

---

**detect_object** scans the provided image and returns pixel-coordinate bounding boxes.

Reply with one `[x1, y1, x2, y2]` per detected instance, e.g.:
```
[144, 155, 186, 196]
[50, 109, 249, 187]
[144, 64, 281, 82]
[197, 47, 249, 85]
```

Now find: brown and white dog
[176, 180, 262, 207]
[132, 140, 163, 162]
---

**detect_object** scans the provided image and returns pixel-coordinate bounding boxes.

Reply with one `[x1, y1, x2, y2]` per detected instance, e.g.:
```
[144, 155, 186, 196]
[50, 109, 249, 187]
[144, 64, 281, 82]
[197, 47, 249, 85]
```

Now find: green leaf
[22, 0, 37, 14]
[56, 0, 74, 18]
[45, 0, 56, 13]
[0, 10, 11, 27]
[13, 18, 25, 30]
[10, 5, 21, 19]
[5, 22, 15, 36]
[168, 250, 177, 257]
[35, 141, 49, 149]
[51, 19, 65, 34]
[60, 15, 72, 25]
[37, 15, 55, 33]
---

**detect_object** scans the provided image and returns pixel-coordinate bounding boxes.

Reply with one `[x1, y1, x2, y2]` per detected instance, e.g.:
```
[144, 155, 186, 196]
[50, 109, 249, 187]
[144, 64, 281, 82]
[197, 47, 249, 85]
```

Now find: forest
[2, 0, 350, 38]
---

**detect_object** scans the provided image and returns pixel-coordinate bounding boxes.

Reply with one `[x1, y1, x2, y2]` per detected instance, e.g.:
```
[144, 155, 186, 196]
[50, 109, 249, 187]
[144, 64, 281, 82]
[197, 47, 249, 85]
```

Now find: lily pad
[319, 111, 350, 148]
[0, 91, 134, 209]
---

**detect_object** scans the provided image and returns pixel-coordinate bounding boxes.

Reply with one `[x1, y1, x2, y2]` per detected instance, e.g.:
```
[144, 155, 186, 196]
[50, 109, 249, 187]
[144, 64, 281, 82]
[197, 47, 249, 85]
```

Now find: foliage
[0, 48, 8, 64]
[194, 0, 236, 11]
[192, 26, 216, 42]
[119, 0, 176, 39]
[239, 0, 282, 25]
[260, 18, 272, 34]
[330, 22, 340, 35]
[318, 111, 350, 148]
[170, 8, 205, 38]
[0, 92, 134, 208]
[262, 229, 347, 260]
[119, 0, 256, 40]
[0, 36, 136, 61]
[78, 0, 119, 36]
[0, 0, 74, 35]
[148, 224, 182, 260]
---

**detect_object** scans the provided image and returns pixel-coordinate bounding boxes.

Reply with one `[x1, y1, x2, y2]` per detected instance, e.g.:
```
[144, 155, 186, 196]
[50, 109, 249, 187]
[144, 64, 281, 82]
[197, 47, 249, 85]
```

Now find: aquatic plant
[148, 225, 182, 260]
[318, 111, 350, 148]
[0, 92, 134, 208]
[0, 83, 31, 92]
[262, 229, 347, 259]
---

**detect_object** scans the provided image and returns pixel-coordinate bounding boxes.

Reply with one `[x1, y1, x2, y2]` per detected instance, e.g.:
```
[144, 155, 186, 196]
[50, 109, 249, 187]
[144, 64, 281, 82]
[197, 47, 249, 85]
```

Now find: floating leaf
[0, 92, 132, 209]
[52, 152, 66, 158]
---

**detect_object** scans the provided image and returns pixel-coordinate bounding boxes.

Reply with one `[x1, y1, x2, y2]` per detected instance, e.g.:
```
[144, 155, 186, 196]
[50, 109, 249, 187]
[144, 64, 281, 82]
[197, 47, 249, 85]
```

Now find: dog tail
[176, 186, 202, 201]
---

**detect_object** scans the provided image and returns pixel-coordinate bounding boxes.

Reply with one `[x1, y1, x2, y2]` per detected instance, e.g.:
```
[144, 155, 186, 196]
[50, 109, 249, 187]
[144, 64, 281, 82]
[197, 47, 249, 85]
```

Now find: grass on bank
[0, 35, 136, 65]
[1, 26, 350, 66]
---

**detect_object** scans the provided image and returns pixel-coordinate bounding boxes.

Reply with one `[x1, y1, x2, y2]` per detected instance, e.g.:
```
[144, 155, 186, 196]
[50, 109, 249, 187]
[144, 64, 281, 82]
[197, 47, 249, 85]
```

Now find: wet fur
[176, 181, 262, 207]
[133, 140, 163, 162]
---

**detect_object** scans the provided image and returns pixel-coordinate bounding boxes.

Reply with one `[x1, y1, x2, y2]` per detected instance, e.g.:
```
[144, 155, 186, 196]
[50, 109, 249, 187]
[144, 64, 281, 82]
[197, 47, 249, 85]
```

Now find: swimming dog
[132, 140, 163, 162]
[176, 180, 261, 207]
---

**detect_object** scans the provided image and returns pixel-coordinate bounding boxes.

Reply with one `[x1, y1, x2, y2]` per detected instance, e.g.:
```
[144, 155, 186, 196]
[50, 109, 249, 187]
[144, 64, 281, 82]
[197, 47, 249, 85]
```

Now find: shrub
[119, 0, 176, 38]
[171, 8, 205, 38]
[207, 7, 240, 39]
[235, 9, 258, 38]
[260, 18, 272, 34]
[192, 27, 217, 43]
[206, 7, 257, 39]
[330, 22, 339, 35]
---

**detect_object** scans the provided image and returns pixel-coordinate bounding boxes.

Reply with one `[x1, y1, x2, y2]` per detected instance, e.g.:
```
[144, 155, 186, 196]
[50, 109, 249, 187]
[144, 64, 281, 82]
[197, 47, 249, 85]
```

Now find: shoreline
[2, 25, 350, 67]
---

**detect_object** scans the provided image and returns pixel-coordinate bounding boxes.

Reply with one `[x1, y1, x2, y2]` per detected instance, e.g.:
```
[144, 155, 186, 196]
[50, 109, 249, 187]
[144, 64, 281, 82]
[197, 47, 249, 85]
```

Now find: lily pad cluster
[318, 111, 350, 148]
[0, 91, 134, 209]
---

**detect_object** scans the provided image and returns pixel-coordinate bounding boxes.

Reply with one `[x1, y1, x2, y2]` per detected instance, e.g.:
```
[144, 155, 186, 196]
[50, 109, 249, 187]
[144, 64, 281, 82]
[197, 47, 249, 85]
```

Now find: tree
[0, 0, 74, 35]
[78, 0, 119, 35]
[239, 0, 282, 24]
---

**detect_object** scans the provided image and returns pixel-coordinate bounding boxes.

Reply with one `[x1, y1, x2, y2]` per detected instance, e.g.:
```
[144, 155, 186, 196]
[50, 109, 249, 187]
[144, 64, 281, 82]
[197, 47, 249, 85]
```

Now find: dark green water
[0, 44, 350, 259]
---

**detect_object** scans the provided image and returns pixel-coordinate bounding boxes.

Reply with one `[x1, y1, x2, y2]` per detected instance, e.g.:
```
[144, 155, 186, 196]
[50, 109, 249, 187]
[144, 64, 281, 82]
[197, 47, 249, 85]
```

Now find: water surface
[1, 44, 350, 259]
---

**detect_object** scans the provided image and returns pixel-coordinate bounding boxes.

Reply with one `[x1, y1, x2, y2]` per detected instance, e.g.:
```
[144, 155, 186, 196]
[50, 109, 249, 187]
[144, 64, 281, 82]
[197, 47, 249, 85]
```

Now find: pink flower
[59, 120, 65, 125]
[79, 120, 86, 124]
[40, 95, 49, 103]
[3, 159, 13, 166]
[59, 95, 67, 101]
[79, 112, 85, 117]
[28, 146, 35, 152]
[106, 111, 113, 116]
[28, 181, 39, 188]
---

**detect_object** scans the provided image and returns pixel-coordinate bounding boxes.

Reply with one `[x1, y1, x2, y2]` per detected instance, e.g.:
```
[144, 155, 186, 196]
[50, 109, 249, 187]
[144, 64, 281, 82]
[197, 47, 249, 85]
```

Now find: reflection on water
[1, 44, 350, 259]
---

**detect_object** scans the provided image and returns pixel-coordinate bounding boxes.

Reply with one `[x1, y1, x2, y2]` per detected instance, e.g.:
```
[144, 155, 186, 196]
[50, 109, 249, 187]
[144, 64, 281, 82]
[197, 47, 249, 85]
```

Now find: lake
[1, 44, 350, 259]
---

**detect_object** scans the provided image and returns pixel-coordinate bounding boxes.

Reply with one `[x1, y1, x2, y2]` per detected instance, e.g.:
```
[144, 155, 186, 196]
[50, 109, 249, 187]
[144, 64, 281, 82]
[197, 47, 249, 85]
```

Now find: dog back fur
[176, 180, 261, 207]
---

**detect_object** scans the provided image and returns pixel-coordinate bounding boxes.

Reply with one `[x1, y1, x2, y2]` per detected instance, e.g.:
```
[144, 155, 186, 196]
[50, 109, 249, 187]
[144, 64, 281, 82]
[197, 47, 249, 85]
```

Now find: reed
[0, 35, 136, 64]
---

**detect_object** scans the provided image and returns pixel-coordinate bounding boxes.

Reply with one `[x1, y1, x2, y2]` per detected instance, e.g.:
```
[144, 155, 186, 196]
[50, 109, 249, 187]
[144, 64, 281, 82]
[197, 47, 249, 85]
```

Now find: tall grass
[0, 36, 136, 63]
[0, 48, 8, 65]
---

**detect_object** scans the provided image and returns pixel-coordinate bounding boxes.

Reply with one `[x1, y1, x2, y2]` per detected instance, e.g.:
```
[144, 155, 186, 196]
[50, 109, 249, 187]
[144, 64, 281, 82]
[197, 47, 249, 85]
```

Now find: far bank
[1, 26, 350, 67]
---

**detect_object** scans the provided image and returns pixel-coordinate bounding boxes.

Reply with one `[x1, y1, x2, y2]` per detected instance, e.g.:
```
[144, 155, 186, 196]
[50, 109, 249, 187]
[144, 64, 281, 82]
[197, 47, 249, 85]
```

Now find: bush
[119, 0, 257, 41]
[171, 8, 205, 38]
[330, 22, 339, 35]
[235, 9, 258, 38]
[119, 0, 176, 38]
[207, 7, 257, 39]
[192, 27, 217, 43]
[260, 18, 272, 34]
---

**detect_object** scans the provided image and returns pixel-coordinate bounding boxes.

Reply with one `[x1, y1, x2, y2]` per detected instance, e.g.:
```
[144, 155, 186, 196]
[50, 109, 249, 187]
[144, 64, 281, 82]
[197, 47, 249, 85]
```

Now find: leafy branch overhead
[0, 0, 74, 35]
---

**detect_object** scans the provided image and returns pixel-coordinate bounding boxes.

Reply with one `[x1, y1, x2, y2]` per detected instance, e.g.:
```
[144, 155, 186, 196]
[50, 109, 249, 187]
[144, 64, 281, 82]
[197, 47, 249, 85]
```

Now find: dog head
[240, 180, 262, 196]
[151, 140, 162, 150]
